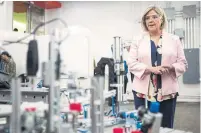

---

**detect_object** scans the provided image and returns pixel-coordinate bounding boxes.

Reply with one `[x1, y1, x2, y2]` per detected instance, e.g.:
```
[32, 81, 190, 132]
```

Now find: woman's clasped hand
[148, 65, 174, 75]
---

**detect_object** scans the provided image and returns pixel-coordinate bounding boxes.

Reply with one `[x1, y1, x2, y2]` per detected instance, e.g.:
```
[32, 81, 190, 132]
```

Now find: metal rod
[113, 37, 124, 103]
[184, 19, 187, 49]
[200, 1, 201, 83]
[193, 17, 196, 48]
[168, 20, 170, 33]
[172, 20, 174, 34]
[55, 82, 61, 133]
[105, 64, 109, 92]
[190, 17, 193, 48]
[2, 40, 28, 45]
[90, 76, 104, 133]
[113, 37, 121, 62]
[10, 78, 21, 133]
[42, 62, 50, 87]
[186, 18, 188, 49]
[90, 88, 96, 133]
[47, 29, 57, 133]
[47, 42, 54, 133]
[98, 76, 104, 133]
[171, 20, 173, 33]
[167, 20, 168, 33]
[120, 75, 124, 100]
[187, 18, 190, 49]
[170, 20, 172, 33]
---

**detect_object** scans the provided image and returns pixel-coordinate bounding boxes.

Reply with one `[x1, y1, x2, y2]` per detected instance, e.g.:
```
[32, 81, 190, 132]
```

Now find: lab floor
[104, 102, 200, 133]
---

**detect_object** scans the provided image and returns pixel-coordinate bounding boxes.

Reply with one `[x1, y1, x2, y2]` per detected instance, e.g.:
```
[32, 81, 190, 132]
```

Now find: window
[13, 1, 45, 35]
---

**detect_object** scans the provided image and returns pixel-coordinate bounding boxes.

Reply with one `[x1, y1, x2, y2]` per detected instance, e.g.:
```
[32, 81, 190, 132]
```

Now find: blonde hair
[141, 6, 168, 32]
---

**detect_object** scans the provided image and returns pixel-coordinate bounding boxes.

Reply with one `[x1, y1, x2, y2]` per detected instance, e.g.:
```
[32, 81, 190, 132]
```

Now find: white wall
[1, 1, 198, 102]
[45, 1, 201, 102]
[0, 1, 199, 102]
[0, 1, 13, 31]
[0, 30, 51, 78]
[45, 1, 200, 102]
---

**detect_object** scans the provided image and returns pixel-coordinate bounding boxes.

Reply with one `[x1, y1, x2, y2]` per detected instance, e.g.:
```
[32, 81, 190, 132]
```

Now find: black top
[150, 38, 162, 94]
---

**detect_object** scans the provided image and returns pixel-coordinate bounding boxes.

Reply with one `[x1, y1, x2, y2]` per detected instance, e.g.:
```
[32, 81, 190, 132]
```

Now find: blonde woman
[128, 6, 188, 128]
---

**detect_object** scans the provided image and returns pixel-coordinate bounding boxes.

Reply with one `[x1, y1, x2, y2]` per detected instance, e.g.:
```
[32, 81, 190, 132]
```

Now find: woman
[127, 6, 188, 128]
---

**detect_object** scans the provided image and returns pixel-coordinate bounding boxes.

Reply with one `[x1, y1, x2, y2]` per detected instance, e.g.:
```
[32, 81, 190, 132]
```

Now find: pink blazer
[127, 31, 188, 96]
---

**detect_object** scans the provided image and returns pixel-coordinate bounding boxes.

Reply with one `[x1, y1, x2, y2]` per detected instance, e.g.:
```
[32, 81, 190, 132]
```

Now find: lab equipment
[0, 17, 194, 133]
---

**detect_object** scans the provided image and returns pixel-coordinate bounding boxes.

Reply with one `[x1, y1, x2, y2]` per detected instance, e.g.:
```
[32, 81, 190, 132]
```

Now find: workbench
[0, 104, 193, 133]
[0, 70, 47, 103]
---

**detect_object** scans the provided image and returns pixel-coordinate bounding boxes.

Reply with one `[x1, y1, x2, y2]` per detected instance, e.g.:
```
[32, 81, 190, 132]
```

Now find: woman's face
[145, 9, 162, 33]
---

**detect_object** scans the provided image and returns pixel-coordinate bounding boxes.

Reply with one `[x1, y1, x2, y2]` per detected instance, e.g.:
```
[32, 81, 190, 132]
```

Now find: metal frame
[0, 89, 48, 103]
[112, 36, 125, 114]
[0, 71, 9, 82]
[0, 19, 194, 133]
[10, 78, 21, 133]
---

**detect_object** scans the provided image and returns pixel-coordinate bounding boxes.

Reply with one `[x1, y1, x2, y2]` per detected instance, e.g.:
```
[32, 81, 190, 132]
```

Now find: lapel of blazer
[142, 32, 152, 67]
[161, 31, 169, 66]
[142, 31, 170, 66]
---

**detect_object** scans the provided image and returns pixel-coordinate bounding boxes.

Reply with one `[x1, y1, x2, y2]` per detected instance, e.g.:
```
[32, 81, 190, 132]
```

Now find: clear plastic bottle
[23, 107, 36, 132]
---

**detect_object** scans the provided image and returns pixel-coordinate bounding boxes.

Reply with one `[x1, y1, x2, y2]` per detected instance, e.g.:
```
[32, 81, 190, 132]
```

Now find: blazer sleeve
[171, 37, 188, 78]
[127, 41, 148, 79]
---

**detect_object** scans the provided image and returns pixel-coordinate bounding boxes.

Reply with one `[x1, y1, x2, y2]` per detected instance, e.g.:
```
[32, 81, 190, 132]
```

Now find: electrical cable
[2, 18, 69, 46]
[3, 18, 68, 81]
[55, 48, 61, 80]
[2, 34, 32, 45]
[60, 90, 71, 105]
[0, 1, 4, 5]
